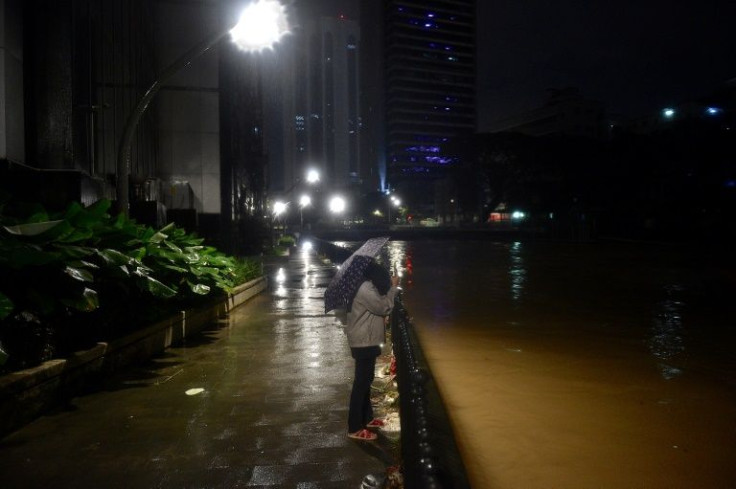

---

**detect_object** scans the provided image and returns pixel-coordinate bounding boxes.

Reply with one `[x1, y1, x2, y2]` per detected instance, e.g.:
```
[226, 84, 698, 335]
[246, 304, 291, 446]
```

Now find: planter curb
[0, 276, 267, 439]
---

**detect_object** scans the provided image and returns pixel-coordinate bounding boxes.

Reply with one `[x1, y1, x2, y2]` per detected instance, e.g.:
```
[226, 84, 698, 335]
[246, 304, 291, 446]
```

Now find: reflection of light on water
[508, 241, 526, 302]
[386, 241, 410, 283]
[649, 284, 686, 379]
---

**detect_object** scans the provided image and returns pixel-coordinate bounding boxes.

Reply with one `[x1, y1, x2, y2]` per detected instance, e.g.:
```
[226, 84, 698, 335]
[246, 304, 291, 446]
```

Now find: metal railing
[390, 294, 471, 489]
[312, 237, 470, 488]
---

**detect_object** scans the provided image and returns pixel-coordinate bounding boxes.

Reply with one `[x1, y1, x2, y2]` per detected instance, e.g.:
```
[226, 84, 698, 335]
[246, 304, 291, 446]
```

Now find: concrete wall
[0, 0, 24, 163]
[154, 3, 222, 214]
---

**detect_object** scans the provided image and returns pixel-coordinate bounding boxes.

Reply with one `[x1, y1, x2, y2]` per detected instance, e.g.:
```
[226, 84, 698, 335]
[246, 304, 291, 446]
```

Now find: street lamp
[115, 0, 290, 215]
[329, 196, 346, 214]
[273, 200, 288, 218]
[299, 194, 311, 229]
[272, 199, 288, 246]
[388, 195, 401, 226]
[306, 169, 320, 184]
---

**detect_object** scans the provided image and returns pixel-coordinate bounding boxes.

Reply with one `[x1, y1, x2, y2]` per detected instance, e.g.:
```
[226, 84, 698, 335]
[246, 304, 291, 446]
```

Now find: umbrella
[323, 236, 389, 313]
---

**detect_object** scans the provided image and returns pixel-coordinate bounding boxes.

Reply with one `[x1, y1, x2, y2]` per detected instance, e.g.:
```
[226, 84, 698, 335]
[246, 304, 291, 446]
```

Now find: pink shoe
[366, 418, 386, 428]
[348, 428, 377, 441]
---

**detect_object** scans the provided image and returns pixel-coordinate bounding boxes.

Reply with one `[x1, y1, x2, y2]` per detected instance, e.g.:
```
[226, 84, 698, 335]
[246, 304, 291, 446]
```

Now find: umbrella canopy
[323, 237, 389, 313]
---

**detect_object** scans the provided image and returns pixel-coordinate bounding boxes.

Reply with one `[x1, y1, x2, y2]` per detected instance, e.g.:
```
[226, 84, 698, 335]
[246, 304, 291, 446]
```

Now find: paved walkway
[0, 250, 395, 488]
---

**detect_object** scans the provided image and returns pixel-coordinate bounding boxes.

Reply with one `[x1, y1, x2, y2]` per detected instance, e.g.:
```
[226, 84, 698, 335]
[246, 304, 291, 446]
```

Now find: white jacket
[345, 281, 399, 348]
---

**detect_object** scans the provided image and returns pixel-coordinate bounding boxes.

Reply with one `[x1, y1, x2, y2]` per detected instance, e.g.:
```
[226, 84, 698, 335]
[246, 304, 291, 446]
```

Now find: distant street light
[273, 200, 288, 218]
[329, 196, 346, 214]
[115, 0, 290, 215]
[272, 199, 288, 246]
[299, 194, 311, 229]
[306, 169, 320, 184]
[388, 195, 401, 225]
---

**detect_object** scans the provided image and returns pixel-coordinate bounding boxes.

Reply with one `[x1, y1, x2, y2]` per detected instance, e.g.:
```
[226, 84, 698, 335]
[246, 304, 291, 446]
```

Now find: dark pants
[348, 346, 381, 433]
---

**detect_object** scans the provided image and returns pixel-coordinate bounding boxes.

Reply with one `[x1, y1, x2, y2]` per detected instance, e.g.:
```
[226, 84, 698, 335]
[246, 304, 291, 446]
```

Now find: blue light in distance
[662, 108, 676, 118]
[706, 107, 722, 116]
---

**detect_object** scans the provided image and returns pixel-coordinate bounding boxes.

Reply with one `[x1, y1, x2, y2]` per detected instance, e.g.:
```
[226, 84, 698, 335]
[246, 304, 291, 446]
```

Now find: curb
[0, 276, 268, 439]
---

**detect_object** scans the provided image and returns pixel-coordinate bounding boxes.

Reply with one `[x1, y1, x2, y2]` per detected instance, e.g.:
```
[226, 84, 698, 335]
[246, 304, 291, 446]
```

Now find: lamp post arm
[115, 29, 229, 216]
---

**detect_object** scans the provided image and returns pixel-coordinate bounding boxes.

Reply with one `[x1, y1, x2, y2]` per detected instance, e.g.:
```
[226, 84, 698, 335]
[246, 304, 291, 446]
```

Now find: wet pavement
[0, 249, 395, 488]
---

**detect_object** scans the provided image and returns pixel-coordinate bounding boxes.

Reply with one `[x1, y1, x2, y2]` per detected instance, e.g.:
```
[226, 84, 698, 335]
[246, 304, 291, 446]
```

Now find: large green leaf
[0, 291, 13, 320]
[128, 246, 147, 261]
[57, 245, 96, 259]
[3, 220, 64, 236]
[61, 201, 83, 222]
[31, 220, 75, 242]
[183, 251, 201, 264]
[148, 248, 182, 264]
[148, 223, 176, 244]
[61, 287, 100, 312]
[65, 265, 94, 282]
[164, 240, 183, 254]
[188, 282, 211, 295]
[132, 265, 153, 278]
[26, 211, 51, 224]
[77, 199, 112, 223]
[96, 248, 133, 266]
[161, 264, 189, 274]
[57, 227, 94, 243]
[68, 260, 99, 270]
[138, 275, 177, 298]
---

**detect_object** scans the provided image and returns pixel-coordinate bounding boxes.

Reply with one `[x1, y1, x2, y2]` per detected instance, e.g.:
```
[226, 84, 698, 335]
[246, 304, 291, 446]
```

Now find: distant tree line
[448, 116, 736, 242]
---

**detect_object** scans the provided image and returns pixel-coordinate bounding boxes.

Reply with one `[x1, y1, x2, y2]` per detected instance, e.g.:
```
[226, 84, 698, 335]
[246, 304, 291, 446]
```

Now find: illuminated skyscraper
[363, 0, 476, 212]
[386, 1, 476, 170]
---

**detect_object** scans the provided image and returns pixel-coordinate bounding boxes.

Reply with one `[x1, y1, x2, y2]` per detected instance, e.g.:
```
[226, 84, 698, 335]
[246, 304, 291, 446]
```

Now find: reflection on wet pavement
[0, 250, 390, 488]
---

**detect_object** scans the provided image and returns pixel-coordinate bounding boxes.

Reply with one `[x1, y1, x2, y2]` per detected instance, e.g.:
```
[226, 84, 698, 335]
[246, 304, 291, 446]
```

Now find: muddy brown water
[383, 239, 736, 489]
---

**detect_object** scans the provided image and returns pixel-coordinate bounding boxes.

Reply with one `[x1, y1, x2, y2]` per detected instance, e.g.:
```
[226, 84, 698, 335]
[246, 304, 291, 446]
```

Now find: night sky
[477, 0, 736, 128]
[307, 0, 736, 130]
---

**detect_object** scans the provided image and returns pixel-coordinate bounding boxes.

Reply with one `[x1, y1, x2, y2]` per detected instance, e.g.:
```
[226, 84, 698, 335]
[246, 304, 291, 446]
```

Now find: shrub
[0, 198, 261, 372]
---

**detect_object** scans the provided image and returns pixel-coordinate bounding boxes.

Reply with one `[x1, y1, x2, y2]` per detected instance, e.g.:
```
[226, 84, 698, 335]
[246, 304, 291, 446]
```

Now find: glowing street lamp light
[388, 195, 401, 225]
[271, 199, 288, 247]
[299, 194, 311, 229]
[229, 0, 290, 52]
[306, 169, 320, 184]
[329, 196, 346, 214]
[116, 0, 290, 215]
[273, 200, 288, 218]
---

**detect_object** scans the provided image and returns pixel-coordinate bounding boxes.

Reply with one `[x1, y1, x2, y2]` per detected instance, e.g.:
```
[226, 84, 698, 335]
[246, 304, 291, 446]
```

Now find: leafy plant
[0, 198, 261, 372]
[278, 234, 296, 247]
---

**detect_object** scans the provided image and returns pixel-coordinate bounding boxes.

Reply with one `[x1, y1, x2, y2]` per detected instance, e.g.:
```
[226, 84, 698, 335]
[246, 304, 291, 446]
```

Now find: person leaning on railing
[345, 260, 400, 441]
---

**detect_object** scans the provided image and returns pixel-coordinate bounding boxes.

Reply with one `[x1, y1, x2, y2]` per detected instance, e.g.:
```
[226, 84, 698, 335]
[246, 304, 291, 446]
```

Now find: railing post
[391, 295, 442, 489]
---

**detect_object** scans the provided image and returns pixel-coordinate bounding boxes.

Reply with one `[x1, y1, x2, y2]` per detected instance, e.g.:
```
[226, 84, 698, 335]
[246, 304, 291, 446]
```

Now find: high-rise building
[382, 0, 477, 212]
[266, 12, 362, 196]
[305, 16, 362, 190]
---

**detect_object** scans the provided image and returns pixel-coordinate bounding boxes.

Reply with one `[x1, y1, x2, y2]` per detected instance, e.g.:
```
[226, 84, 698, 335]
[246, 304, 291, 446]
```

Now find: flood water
[385, 239, 736, 489]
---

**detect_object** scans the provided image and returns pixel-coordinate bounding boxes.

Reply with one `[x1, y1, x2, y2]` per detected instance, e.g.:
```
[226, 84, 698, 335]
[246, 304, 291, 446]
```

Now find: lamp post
[388, 195, 400, 226]
[115, 0, 290, 216]
[299, 194, 311, 230]
[272, 200, 288, 246]
[329, 195, 346, 227]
